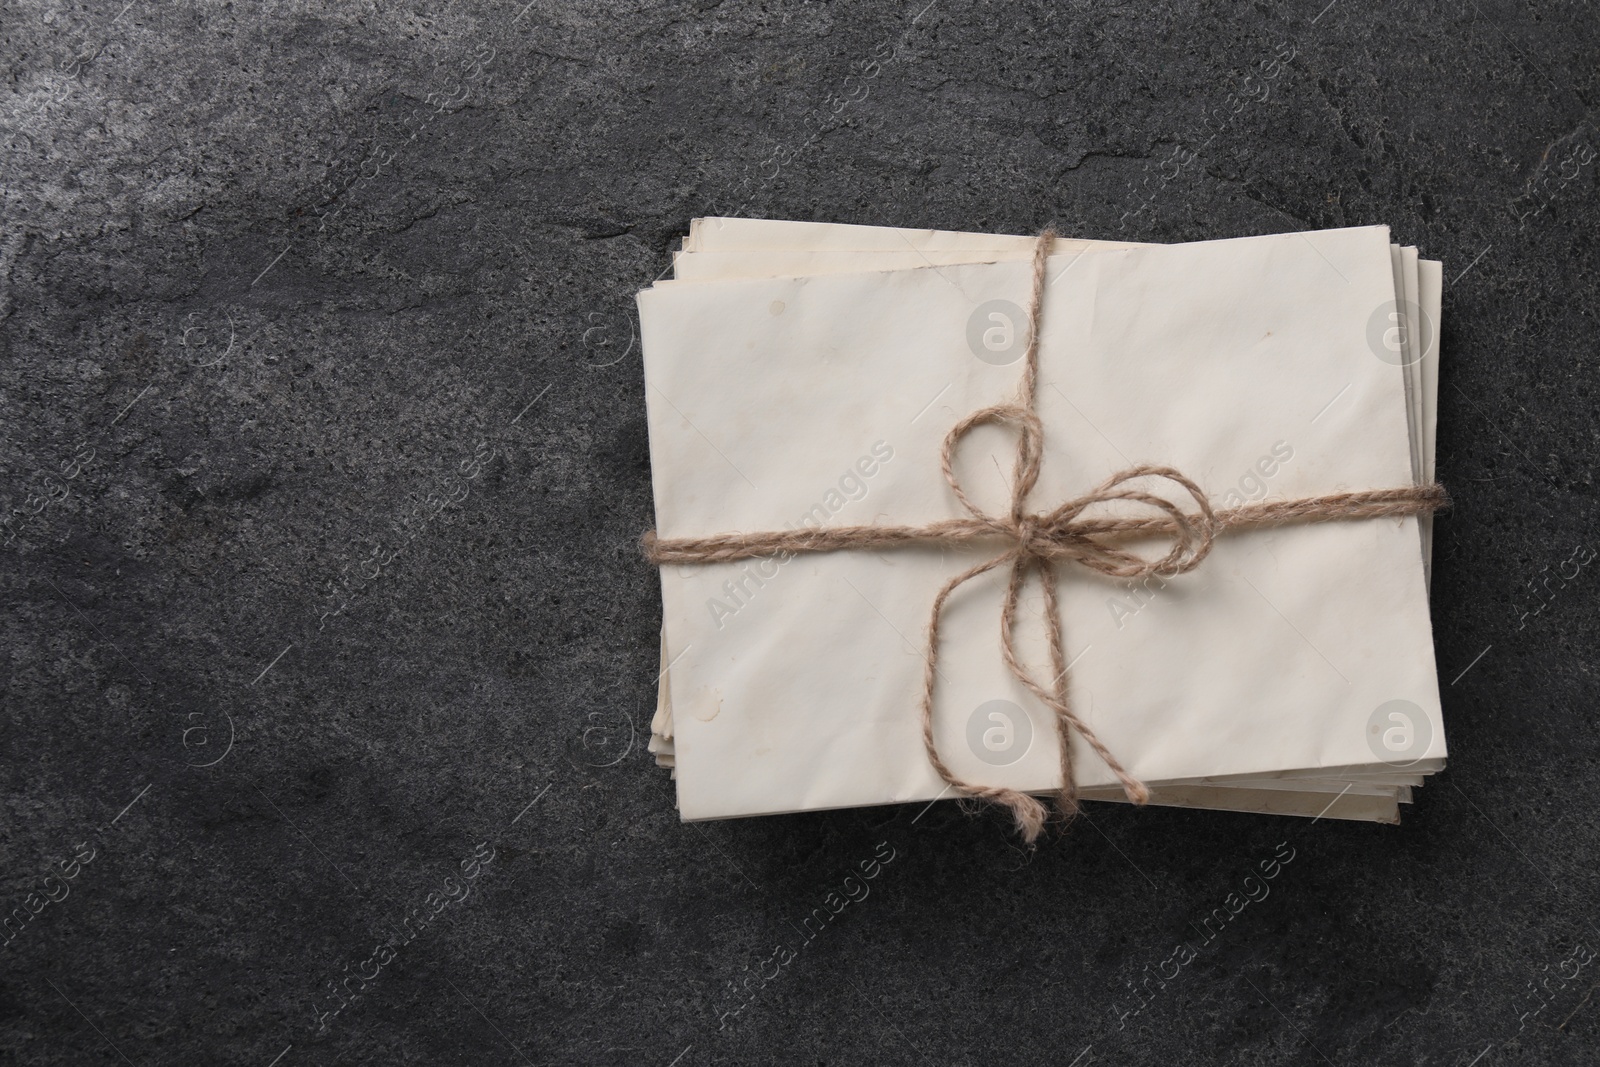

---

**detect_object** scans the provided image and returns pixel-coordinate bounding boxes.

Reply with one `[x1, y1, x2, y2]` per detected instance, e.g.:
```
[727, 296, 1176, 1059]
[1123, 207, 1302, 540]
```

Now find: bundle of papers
[639, 218, 1445, 828]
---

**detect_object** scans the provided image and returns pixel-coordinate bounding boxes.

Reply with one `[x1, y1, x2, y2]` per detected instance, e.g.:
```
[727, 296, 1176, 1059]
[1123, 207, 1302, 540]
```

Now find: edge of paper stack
[644, 218, 1444, 827]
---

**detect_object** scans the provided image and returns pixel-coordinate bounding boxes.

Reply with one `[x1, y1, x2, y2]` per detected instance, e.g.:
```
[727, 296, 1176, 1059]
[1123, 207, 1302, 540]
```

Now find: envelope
[643, 222, 1445, 825]
[649, 221, 1445, 822]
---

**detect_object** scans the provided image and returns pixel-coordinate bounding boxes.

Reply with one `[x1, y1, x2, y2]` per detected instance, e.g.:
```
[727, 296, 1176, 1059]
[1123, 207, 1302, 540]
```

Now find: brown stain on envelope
[690, 686, 722, 722]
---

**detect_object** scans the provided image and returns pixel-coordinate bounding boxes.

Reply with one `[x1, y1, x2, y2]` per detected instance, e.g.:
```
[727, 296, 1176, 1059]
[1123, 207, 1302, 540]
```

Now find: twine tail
[1036, 557, 1081, 821]
[999, 554, 1151, 820]
[919, 554, 1062, 842]
[992, 789, 1050, 842]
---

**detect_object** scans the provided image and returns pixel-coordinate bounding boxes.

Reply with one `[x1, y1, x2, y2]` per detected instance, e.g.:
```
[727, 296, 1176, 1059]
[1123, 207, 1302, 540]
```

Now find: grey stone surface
[1, 1, 1597, 1064]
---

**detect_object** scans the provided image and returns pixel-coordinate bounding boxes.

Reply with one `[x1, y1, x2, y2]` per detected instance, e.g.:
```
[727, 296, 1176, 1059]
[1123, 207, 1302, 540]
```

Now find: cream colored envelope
[641, 226, 1443, 824]
[652, 219, 1443, 823]
[684, 216, 1039, 252]
[671, 245, 1132, 282]
[653, 222, 1445, 821]
[656, 224, 1445, 823]
[1418, 257, 1442, 579]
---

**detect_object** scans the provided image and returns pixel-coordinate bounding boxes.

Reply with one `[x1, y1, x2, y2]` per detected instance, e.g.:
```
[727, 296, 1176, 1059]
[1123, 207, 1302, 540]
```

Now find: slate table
[2, 2, 1597, 1064]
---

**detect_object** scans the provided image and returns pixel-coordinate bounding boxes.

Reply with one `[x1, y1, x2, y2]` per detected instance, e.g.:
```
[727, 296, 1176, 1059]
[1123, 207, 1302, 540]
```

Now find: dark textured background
[2, 1, 1597, 1064]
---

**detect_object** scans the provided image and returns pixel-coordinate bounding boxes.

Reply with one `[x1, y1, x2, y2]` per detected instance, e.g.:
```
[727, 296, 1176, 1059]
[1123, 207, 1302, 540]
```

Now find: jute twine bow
[643, 228, 1448, 842]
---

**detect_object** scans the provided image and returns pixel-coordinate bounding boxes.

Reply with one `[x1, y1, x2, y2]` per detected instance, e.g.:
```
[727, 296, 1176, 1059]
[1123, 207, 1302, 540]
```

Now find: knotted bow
[643, 227, 1447, 842]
